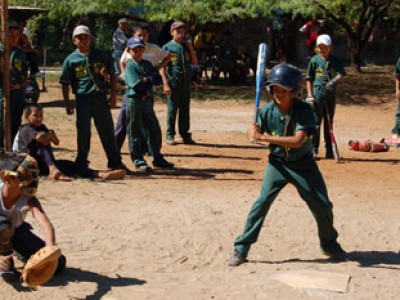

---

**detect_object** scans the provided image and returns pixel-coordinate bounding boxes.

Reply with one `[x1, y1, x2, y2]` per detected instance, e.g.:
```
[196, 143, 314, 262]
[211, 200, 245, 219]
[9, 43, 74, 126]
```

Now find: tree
[275, 0, 399, 72]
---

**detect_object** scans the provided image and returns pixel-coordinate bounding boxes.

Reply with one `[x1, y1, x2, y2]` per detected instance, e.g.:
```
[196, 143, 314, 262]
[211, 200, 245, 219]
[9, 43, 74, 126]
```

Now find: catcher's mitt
[22, 245, 61, 287]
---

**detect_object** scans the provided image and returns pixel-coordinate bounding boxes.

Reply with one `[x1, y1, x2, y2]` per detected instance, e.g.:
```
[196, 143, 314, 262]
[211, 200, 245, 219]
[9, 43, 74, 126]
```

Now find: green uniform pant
[166, 80, 191, 140]
[75, 93, 122, 169]
[311, 85, 336, 155]
[234, 155, 340, 258]
[126, 96, 163, 165]
[392, 99, 400, 135]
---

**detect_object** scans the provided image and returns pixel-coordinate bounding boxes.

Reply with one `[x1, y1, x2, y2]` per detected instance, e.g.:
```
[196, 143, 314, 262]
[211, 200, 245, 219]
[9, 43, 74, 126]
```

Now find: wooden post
[1, 0, 11, 150]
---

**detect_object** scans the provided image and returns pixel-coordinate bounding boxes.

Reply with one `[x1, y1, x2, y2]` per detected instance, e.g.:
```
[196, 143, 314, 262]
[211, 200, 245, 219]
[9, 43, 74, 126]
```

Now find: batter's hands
[247, 123, 262, 141]
[163, 84, 172, 96]
[0, 254, 12, 271]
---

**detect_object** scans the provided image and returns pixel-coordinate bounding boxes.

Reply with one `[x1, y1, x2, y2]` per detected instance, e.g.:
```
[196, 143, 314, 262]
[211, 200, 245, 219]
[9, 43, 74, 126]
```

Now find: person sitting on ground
[13, 104, 125, 181]
[0, 152, 66, 282]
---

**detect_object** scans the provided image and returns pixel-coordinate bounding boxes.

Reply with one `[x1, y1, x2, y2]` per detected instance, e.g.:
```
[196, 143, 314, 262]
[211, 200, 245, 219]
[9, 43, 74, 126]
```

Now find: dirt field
[2, 69, 400, 299]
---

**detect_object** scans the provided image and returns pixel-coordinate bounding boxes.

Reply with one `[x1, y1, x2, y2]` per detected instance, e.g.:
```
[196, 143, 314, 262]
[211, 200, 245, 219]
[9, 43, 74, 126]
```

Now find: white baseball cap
[72, 25, 92, 38]
[316, 34, 332, 46]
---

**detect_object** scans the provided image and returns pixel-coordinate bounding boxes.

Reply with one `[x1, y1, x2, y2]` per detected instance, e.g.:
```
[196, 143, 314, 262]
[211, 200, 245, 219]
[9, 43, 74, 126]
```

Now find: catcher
[0, 152, 66, 284]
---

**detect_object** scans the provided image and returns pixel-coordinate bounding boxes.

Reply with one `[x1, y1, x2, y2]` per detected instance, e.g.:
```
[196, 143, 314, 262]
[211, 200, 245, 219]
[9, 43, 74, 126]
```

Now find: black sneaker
[228, 250, 246, 266]
[153, 159, 175, 169]
[323, 246, 348, 261]
[325, 151, 334, 159]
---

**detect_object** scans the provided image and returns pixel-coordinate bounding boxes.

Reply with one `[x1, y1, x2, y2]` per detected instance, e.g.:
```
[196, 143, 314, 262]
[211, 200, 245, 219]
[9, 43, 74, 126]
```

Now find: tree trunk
[350, 47, 362, 73]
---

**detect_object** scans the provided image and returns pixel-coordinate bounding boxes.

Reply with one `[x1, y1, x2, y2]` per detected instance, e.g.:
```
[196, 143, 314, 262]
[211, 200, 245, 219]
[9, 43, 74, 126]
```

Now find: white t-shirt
[0, 182, 30, 229]
[120, 42, 169, 66]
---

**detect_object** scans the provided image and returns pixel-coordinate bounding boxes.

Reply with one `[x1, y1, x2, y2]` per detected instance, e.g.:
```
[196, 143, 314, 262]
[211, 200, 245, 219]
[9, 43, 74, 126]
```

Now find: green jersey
[306, 53, 345, 87]
[162, 40, 192, 83]
[124, 59, 157, 98]
[60, 47, 114, 95]
[9, 46, 28, 85]
[258, 99, 316, 161]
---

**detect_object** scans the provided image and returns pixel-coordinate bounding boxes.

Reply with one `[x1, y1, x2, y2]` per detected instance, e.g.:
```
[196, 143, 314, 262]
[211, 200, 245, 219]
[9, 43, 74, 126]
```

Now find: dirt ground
[2, 69, 400, 299]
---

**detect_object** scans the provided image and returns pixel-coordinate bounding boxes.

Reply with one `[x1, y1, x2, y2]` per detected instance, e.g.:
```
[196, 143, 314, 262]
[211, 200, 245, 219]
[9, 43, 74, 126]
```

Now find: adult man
[112, 18, 130, 78]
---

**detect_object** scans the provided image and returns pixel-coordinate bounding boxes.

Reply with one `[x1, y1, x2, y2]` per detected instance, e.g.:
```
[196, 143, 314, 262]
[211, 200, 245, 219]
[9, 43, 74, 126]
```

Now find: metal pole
[1, 0, 11, 150]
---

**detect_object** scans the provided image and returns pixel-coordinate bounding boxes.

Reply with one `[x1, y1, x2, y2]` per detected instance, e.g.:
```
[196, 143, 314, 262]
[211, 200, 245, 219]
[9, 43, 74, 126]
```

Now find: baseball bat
[253, 43, 268, 123]
[324, 101, 341, 162]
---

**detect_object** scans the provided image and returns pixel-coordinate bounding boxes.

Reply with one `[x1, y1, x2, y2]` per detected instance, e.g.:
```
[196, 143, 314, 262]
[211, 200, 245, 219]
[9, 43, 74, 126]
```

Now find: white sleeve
[120, 49, 132, 65]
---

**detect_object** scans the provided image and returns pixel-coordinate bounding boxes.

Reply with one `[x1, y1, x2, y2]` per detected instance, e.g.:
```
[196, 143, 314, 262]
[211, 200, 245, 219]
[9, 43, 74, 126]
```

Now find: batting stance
[229, 64, 346, 266]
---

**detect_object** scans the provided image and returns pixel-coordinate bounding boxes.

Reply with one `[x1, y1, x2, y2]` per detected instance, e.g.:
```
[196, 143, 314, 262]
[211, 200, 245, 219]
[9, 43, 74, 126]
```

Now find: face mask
[4, 156, 39, 197]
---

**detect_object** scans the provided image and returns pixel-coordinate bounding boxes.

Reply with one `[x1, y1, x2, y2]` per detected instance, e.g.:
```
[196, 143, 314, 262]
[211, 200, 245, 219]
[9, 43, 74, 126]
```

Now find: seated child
[13, 104, 125, 181]
[0, 152, 66, 282]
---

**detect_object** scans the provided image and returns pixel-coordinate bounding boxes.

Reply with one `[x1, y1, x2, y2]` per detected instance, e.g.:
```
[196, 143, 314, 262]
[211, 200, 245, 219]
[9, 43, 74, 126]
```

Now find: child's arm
[28, 197, 56, 246]
[159, 65, 171, 96]
[62, 84, 74, 115]
[247, 123, 308, 148]
[396, 77, 400, 99]
[48, 130, 59, 145]
[0, 254, 13, 270]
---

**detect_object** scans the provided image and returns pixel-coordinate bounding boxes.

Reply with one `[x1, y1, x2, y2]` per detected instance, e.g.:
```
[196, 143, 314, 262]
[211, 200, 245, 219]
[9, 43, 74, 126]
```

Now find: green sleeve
[305, 58, 315, 81]
[124, 61, 142, 88]
[395, 58, 400, 77]
[295, 102, 316, 136]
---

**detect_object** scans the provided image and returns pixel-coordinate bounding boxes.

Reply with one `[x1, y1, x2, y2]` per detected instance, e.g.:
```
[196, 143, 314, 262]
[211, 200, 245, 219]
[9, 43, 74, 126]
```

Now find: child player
[124, 37, 174, 171]
[228, 64, 346, 266]
[160, 21, 198, 145]
[391, 57, 400, 138]
[60, 25, 126, 174]
[305, 34, 345, 159]
[0, 152, 66, 282]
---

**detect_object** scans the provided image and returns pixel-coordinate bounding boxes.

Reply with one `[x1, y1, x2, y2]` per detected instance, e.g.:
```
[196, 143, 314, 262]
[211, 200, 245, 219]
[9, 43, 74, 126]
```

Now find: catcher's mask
[266, 63, 302, 98]
[1, 153, 39, 197]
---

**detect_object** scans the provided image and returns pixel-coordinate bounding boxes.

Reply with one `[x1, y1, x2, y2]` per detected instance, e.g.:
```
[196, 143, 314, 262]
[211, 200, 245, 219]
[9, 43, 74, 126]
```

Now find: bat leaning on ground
[324, 100, 341, 162]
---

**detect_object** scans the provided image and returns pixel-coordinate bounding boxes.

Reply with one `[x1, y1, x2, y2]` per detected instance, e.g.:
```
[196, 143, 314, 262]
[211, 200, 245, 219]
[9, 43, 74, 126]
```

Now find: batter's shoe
[228, 250, 246, 266]
[322, 245, 348, 261]
[182, 137, 196, 145]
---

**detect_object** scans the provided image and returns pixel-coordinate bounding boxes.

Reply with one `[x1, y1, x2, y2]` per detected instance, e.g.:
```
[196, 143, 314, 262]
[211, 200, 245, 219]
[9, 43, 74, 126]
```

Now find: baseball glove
[22, 245, 61, 287]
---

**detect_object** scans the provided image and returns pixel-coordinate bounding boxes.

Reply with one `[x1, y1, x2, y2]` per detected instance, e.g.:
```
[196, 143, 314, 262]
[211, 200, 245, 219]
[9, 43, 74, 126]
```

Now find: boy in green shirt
[60, 25, 125, 174]
[124, 37, 174, 171]
[160, 21, 198, 145]
[229, 64, 346, 266]
[305, 34, 345, 159]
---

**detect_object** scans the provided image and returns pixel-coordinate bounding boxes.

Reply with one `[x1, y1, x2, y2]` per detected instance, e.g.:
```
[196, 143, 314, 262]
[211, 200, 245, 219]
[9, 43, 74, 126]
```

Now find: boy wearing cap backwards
[124, 37, 174, 171]
[160, 21, 199, 145]
[60, 25, 126, 174]
[0, 152, 66, 282]
[391, 57, 400, 138]
[0, 21, 29, 146]
[229, 64, 346, 266]
[305, 34, 346, 159]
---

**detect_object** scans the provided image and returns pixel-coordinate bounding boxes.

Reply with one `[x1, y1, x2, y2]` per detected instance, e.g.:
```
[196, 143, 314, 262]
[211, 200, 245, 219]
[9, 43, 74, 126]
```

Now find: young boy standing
[0, 152, 66, 282]
[160, 21, 198, 145]
[124, 37, 174, 171]
[228, 64, 346, 266]
[391, 57, 400, 138]
[0, 21, 29, 145]
[305, 34, 345, 159]
[60, 25, 125, 173]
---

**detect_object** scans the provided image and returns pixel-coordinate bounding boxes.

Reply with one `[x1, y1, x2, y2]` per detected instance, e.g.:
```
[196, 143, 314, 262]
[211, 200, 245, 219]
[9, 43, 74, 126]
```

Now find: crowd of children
[1, 18, 400, 284]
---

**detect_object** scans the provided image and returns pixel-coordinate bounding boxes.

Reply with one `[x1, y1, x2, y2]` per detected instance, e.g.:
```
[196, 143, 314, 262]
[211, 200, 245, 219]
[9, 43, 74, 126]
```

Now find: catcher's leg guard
[0, 218, 14, 256]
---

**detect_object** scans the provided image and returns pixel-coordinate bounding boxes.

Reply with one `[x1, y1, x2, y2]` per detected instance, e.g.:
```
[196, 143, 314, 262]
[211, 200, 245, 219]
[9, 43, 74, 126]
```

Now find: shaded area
[45, 267, 146, 299]
[164, 152, 261, 161]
